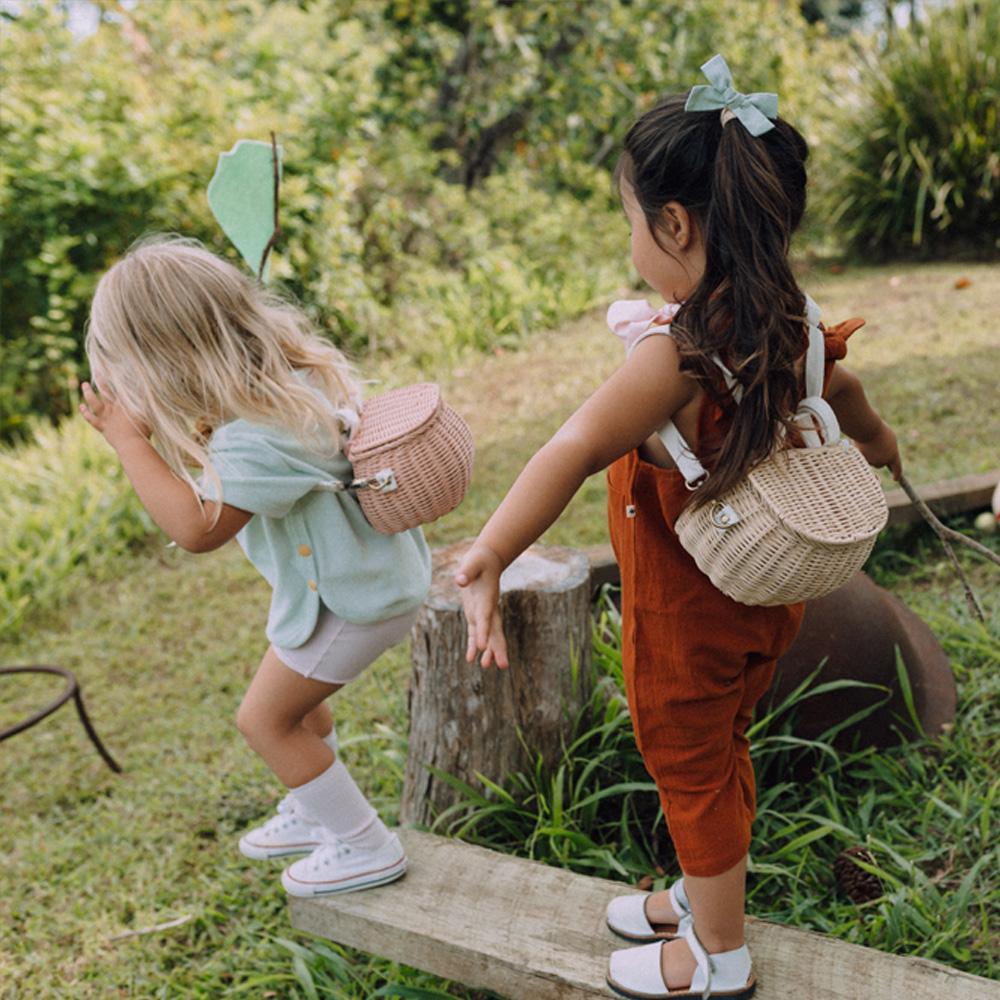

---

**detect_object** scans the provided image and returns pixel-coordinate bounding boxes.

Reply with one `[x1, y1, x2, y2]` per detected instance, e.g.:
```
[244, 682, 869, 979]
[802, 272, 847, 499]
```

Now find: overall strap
[655, 294, 831, 489]
[803, 294, 825, 399]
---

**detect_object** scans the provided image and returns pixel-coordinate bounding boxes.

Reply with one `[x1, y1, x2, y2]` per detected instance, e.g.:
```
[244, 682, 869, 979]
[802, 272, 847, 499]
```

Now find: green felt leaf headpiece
[207, 138, 283, 281]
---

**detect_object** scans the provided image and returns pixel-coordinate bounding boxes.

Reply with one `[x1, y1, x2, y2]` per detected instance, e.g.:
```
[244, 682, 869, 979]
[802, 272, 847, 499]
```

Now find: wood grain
[401, 542, 593, 827]
[289, 830, 1000, 1000]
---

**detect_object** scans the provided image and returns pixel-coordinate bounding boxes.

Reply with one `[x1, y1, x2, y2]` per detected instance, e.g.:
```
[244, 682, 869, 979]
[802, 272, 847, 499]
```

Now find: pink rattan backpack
[319, 383, 473, 535]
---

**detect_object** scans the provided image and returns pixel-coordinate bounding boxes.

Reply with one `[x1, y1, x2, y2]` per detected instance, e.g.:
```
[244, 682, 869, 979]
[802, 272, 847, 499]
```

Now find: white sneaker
[281, 831, 407, 897]
[238, 795, 325, 860]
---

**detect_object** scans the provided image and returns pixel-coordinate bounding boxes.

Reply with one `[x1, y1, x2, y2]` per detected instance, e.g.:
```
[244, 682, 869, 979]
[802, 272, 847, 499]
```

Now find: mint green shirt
[203, 414, 431, 649]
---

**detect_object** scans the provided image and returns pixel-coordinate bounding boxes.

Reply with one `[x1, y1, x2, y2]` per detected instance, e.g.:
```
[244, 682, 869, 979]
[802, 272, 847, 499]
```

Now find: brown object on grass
[834, 846, 883, 904]
[587, 547, 956, 748]
[883, 470, 998, 527]
[772, 572, 956, 747]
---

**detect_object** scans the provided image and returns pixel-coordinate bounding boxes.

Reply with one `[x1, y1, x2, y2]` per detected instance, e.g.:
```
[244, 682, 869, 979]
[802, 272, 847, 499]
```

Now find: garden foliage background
[3, 0, 997, 639]
[4, 0, 995, 445]
[1, 2, 999, 995]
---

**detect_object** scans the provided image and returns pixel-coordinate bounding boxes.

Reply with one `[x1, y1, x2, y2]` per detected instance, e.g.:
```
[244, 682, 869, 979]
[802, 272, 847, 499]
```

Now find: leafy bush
[829, 1, 1000, 258]
[0, 415, 152, 639]
[1, 0, 851, 440]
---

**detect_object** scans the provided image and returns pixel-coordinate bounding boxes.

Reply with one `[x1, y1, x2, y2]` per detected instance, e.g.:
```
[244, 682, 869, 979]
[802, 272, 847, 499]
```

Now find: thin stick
[898, 474, 991, 623]
[898, 475, 1000, 567]
[108, 914, 193, 942]
[257, 131, 281, 281]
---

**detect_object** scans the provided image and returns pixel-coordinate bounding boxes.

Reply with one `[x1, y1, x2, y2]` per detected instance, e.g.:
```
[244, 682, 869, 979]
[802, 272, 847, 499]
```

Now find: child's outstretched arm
[824, 366, 902, 480]
[457, 336, 697, 668]
[80, 381, 251, 552]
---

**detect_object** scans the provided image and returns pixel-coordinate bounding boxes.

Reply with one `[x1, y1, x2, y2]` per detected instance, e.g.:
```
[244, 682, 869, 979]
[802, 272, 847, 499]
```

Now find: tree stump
[401, 541, 592, 828]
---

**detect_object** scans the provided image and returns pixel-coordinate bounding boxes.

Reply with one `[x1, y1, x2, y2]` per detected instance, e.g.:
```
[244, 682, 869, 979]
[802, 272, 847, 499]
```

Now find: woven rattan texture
[348, 386, 474, 535]
[676, 443, 888, 607]
[348, 384, 440, 458]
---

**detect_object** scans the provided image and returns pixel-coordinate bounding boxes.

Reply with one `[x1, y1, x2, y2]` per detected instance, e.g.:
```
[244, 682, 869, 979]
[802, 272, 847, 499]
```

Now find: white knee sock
[290, 758, 391, 850]
[322, 725, 338, 752]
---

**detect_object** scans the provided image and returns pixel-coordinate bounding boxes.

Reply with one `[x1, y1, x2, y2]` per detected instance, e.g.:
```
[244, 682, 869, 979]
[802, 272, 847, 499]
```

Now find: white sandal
[606, 920, 755, 999]
[606, 878, 692, 942]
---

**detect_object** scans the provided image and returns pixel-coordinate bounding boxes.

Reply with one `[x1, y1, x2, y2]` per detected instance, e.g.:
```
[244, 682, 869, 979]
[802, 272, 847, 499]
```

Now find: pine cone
[833, 846, 883, 904]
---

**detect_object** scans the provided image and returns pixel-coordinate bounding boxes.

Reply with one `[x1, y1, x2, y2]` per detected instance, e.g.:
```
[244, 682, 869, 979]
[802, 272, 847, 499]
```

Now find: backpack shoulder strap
[655, 294, 829, 487]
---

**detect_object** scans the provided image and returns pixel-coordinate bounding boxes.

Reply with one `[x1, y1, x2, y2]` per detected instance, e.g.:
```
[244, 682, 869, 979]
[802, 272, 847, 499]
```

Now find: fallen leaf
[954, 277, 972, 289]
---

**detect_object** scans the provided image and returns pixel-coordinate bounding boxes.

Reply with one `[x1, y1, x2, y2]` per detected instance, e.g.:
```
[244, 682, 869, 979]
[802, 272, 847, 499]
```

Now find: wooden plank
[289, 830, 999, 1000]
[885, 470, 998, 526]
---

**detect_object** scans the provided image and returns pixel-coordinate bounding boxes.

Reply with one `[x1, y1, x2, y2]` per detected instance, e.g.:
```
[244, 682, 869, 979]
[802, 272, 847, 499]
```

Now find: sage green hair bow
[684, 54, 778, 137]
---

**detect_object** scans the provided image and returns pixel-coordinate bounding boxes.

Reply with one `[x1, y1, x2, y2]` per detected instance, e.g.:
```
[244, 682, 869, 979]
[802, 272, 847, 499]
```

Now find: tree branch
[898, 473, 997, 623]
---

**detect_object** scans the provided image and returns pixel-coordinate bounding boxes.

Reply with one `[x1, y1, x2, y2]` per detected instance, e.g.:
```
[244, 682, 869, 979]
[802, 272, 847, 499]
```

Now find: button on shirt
[202, 414, 431, 650]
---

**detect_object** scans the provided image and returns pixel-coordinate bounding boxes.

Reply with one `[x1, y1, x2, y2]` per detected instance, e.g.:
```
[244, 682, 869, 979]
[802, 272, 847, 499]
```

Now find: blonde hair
[86, 235, 362, 512]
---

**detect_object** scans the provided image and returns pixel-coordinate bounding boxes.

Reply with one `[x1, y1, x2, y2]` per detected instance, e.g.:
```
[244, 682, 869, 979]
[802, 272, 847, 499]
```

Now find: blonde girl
[82, 236, 430, 896]
[457, 57, 900, 999]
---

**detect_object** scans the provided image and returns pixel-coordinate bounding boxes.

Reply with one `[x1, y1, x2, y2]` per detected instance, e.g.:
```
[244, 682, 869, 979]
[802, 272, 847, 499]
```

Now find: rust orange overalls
[606, 318, 861, 877]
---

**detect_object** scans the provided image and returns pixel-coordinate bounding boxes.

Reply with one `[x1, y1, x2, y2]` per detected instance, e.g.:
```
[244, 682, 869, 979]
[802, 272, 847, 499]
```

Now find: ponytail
[616, 89, 811, 507]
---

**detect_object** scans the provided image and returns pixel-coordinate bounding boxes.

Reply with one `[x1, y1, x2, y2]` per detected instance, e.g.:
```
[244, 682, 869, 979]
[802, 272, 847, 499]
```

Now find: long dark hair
[615, 93, 810, 505]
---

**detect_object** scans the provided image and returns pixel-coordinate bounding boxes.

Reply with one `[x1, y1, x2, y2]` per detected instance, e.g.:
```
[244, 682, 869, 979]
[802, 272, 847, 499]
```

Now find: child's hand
[80, 381, 151, 450]
[455, 544, 509, 669]
[855, 421, 902, 481]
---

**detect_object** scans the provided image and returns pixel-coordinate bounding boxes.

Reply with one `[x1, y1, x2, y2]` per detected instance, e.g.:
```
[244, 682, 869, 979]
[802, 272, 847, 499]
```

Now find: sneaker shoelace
[260, 795, 320, 836]
[268, 795, 296, 831]
[306, 833, 354, 872]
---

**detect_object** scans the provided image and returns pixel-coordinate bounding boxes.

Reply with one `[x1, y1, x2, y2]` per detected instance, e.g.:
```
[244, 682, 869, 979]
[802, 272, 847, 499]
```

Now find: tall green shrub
[1, 0, 851, 440]
[0, 415, 152, 640]
[830, 1, 1000, 258]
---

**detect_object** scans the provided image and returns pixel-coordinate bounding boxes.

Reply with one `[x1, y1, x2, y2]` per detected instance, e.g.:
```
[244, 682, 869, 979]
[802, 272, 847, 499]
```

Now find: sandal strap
[669, 877, 691, 919]
[685, 923, 753, 999]
[684, 922, 714, 999]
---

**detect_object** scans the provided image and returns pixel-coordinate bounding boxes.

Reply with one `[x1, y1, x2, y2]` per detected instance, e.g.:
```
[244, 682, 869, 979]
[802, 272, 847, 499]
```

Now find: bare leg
[236, 647, 344, 788]
[302, 700, 333, 739]
[658, 856, 747, 988]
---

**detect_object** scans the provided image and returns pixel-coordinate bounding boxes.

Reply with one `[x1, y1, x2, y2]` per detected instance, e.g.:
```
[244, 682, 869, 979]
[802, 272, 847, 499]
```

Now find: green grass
[0, 416, 151, 640]
[437, 550, 999, 979]
[0, 544, 495, 998]
[426, 258, 1000, 549]
[1, 261, 998, 996]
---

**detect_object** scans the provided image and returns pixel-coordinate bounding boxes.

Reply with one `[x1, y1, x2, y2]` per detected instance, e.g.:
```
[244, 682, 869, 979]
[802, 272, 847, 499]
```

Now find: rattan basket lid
[347, 383, 442, 460]
[749, 445, 888, 546]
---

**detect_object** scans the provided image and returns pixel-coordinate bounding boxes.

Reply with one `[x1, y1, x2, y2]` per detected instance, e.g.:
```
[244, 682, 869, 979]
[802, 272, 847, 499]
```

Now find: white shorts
[272, 605, 419, 685]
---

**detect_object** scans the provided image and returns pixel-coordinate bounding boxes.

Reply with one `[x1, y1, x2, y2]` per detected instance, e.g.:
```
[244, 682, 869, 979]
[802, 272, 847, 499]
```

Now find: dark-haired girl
[456, 56, 900, 999]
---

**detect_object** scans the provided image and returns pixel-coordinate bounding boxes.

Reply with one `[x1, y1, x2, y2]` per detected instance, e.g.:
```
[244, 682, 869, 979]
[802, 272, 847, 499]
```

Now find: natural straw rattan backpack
[665, 296, 888, 606]
[315, 383, 474, 535]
